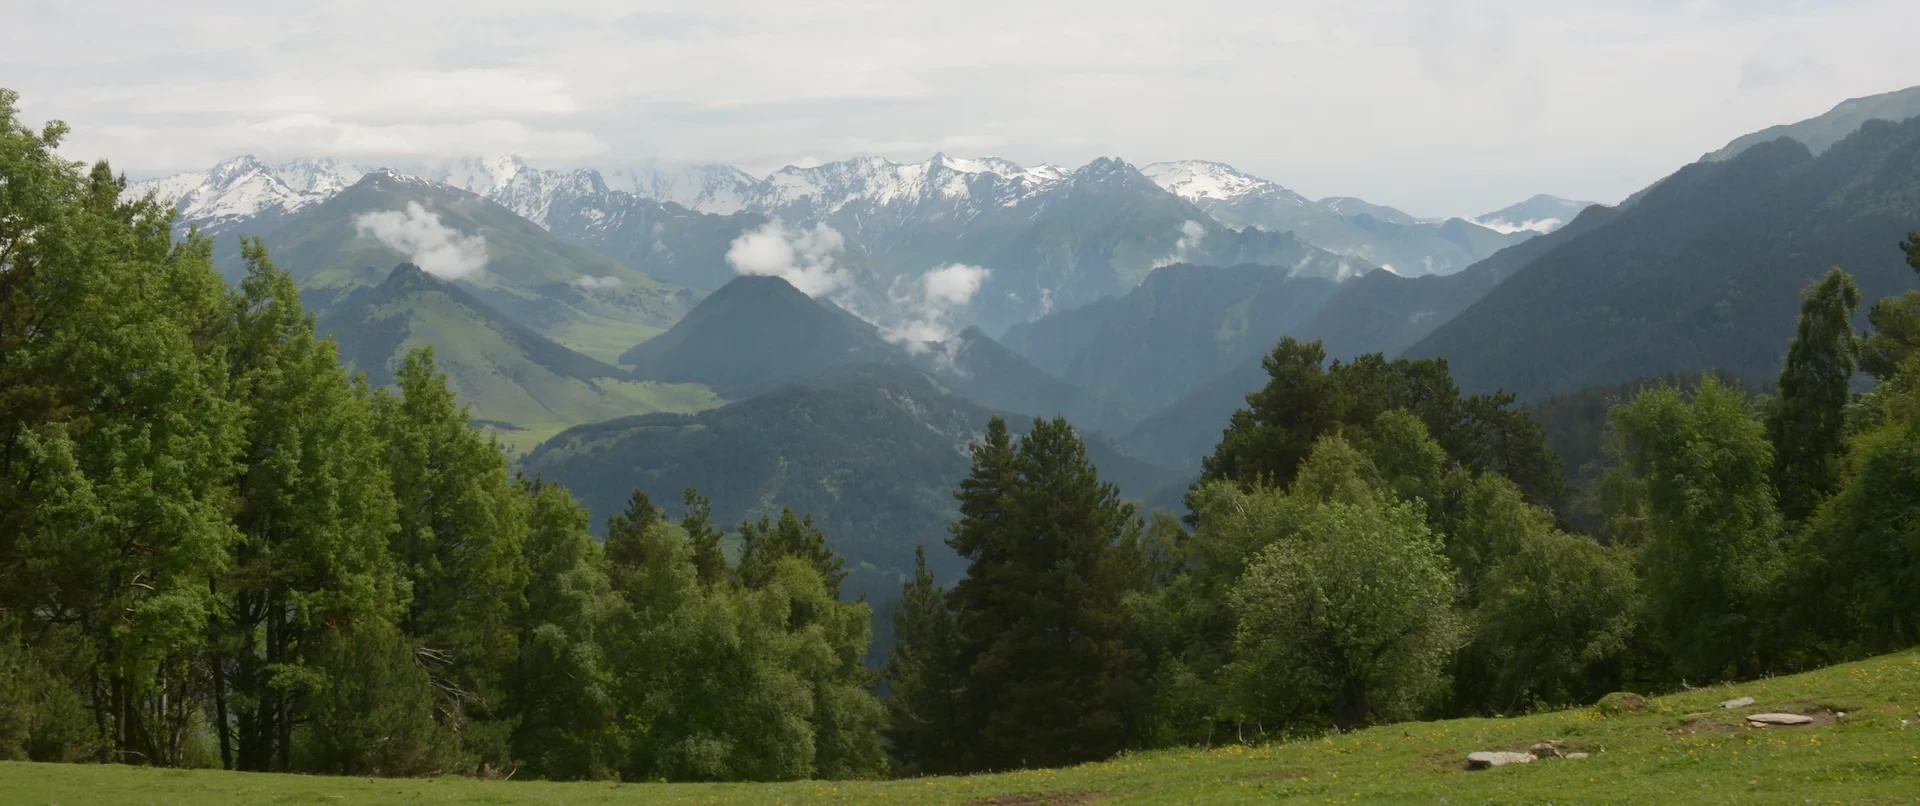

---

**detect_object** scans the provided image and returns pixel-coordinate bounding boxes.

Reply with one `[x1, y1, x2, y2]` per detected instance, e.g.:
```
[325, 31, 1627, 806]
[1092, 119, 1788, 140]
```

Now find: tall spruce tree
[1768, 268, 1862, 523]
[946, 416, 1149, 771]
[682, 487, 728, 586]
[881, 546, 963, 775]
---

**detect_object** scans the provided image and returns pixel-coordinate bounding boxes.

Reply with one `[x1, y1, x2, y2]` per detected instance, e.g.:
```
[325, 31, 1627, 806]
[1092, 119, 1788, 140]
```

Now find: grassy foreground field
[5, 649, 1918, 805]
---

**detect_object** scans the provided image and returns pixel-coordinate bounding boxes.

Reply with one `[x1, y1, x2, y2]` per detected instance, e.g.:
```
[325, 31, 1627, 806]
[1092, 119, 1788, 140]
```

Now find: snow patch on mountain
[123, 155, 361, 233]
[1142, 160, 1310, 208]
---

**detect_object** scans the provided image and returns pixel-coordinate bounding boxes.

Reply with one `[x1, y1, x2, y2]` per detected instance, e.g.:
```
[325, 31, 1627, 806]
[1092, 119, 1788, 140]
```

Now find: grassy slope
[7, 649, 1917, 804]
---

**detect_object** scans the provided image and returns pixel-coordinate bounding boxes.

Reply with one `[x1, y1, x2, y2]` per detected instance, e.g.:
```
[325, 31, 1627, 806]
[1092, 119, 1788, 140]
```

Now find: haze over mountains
[107, 82, 1920, 600]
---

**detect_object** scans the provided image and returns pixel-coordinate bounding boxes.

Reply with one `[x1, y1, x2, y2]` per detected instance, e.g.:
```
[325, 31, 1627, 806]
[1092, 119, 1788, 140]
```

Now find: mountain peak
[1142, 159, 1290, 202]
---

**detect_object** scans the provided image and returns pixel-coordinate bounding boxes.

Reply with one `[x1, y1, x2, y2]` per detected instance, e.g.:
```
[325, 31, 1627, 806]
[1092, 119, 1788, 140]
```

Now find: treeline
[883, 251, 1920, 773]
[0, 94, 881, 780]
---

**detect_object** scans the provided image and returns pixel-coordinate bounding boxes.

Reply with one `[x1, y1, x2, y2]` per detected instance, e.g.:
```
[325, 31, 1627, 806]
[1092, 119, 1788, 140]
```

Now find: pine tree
[946, 416, 1150, 771]
[881, 546, 963, 775]
[738, 508, 846, 597]
[1768, 267, 1862, 523]
[682, 487, 728, 586]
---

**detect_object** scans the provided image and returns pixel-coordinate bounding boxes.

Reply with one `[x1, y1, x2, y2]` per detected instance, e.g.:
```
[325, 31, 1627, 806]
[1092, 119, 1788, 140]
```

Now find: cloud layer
[14, 0, 1920, 215]
[353, 202, 488, 279]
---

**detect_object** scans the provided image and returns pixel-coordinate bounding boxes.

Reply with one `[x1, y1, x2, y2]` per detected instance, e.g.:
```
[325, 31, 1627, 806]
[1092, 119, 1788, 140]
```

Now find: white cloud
[1153, 219, 1209, 269]
[724, 220, 850, 297]
[879, 264, 991, 352]
[1474, 217, 1563, 235]
[353, 202, 488, 280]
[574, 275, 623, 289]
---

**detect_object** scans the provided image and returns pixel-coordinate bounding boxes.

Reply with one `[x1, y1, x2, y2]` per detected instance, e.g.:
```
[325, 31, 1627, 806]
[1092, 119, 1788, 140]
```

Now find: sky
[6, 0, 1920, 218]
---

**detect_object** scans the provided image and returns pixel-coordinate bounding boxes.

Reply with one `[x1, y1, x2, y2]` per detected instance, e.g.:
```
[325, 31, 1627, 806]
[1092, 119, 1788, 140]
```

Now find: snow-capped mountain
[1472, 194, 1595, 235]
[1141, 160, 1325, 230]
[598, 161, 759, 215]
[743, 153, 1072, 238]
[124, 155, 360, 235]
[414, 156, 608, 229]
[1318, 196, 1422, 226]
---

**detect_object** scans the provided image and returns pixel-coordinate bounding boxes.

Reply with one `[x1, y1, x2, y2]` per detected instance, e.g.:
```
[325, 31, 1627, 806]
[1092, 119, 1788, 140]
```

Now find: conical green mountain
[261, 170, 699, 363]
[619, 274, 902, 398]
[319, 264, 718, 452]
[521, 362, 1180, 603]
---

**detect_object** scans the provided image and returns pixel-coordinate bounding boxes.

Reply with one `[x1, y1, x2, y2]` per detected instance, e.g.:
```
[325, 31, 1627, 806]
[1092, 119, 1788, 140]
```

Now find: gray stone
[1746, 712, 1814, 726]
[1467, 751, 1536, 769]
[1719, 696, 1755, 709]
[1565, 752, 1591, 759]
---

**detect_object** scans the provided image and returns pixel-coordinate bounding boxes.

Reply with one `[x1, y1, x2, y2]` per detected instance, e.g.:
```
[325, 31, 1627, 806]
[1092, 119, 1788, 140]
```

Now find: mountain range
[112, 81, 1920, 604]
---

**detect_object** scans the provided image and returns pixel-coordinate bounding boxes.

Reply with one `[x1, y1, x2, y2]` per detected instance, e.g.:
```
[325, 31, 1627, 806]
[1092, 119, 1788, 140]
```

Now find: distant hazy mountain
[1704, 84, 1920, 162]
[320, 264, 718, 452]
[1318, 196, 1421, 226]
[520, 362, 1182, 602]
[259, 170, 698, 363]
[917, 327, 1134, 436]
[1472, 194, 1596, 235]
[1142, 160, 1533, 276]
[1406, 115, 1920, 401]
[1112, 203, 1624, 473]
[1003, 263, 1345, 419]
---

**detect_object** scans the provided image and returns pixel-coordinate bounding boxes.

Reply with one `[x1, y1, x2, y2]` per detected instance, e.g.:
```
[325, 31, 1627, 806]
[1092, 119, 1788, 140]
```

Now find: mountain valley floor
[6, 648, 1917, 805]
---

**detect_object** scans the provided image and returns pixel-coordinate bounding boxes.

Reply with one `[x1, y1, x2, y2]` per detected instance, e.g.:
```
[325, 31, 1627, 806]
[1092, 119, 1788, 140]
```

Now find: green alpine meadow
[6, 9, 1920, 802]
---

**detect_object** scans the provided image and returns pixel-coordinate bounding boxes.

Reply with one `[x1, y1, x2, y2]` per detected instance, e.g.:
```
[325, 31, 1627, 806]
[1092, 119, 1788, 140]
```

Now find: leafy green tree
[1787, 355, 1920, 657]
[1767, 268, 1862, 523]
[881, 546, 963, 775]
[372, 349, 530, 770]
[1450, 475, 1637, 714]
[0, 90, 244, 766]
[1608, 379, 1783, 682]
[211, 239, 404, 772]
[1218, 439, 1462, 731]
[509, 479, 622, 780]
[946, 416, 1150, 771]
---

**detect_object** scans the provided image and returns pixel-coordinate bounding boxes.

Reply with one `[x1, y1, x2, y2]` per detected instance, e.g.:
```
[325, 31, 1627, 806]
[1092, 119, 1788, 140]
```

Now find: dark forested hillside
[1407, 118, 1920, 401]
[1001, 264, 1344, 419]
[1288, 203, 1624, 362]
[520, 363, 1182, 602]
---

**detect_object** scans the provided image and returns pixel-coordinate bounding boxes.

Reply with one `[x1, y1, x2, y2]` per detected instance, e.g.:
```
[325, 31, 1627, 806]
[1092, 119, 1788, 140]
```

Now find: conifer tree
[738, 508, 846, 597]
[682, 487, 729, 586]
[1768, 267, 1862, 523]
[946, 416, 1149, 771]
[881, 546, 963, 775]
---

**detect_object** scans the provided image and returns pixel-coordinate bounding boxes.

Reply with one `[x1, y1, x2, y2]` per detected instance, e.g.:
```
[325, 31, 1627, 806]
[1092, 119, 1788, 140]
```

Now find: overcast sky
[7, 0, 1919, 217]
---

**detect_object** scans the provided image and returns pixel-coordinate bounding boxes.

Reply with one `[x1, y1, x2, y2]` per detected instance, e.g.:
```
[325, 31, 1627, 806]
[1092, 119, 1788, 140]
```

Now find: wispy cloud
[353, 201, 488, 279]
[724, 219, 851, 297]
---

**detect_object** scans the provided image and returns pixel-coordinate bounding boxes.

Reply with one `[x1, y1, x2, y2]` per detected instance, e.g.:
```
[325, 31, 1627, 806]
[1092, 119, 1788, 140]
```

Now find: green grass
[7, 649, 1919, 804]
